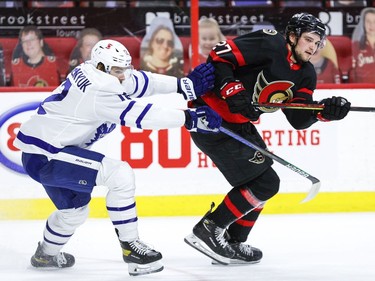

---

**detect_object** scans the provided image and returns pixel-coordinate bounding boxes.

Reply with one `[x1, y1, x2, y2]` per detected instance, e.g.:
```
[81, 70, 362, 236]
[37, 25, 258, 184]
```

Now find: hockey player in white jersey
[13, 39, 221, 276]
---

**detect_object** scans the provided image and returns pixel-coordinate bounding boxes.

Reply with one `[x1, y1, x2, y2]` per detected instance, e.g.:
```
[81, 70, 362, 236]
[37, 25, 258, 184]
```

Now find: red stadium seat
[0, 38, 19, 84]
[44, 37, 77, 81]
[327, 36, 353, 83]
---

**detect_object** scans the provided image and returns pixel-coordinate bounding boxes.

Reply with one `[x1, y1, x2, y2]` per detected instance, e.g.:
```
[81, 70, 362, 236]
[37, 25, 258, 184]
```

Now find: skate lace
[214, 227, 230, 248]
[130, 240, 152, 256]
[238, 243, 254, 256]
[54, 253, 67, 267]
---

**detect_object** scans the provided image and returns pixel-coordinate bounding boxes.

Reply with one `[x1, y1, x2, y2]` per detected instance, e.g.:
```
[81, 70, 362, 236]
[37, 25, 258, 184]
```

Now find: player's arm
[95, 94, 221, 133]
[122, 63, 215, 100]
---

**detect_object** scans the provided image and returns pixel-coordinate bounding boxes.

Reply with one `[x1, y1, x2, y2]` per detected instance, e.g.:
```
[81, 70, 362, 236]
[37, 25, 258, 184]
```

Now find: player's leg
[22, 149, 95, 268]
[210, 167, 279, 264]
[185, 123, 277, 264]
[95, 156, 163, 276]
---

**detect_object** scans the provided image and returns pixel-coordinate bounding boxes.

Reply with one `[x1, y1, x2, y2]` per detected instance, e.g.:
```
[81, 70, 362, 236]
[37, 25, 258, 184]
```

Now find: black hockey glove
[318, 96, 351, 121]
[220, 81, 260, 121]
[177, 63, 215, 100]
[184, 106, 222, 133]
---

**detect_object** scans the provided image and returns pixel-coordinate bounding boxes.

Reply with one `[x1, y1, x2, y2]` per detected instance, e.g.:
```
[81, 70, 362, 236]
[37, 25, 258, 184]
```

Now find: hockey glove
[318, 96, 351, 121]
[184, 106, 222, 133]
[220, 81, 260, 121]
[177, 63, 215, 100]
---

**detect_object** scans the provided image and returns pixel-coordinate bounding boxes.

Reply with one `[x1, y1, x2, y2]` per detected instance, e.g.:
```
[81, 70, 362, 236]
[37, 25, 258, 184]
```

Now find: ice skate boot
[184, 203, 235, 265]
[30, 242, 75, 268]
[120, 239, 163, 276]
[212, 241, 263, 265]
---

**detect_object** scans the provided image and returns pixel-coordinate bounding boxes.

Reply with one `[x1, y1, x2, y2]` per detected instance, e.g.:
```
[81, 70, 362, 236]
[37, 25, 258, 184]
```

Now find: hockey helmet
[90, 39, 132, 73]
[285, 13, 326, 48]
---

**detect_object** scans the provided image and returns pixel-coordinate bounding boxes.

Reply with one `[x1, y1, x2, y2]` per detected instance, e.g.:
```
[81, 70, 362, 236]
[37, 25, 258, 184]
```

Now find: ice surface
[1, 213, 374, 281]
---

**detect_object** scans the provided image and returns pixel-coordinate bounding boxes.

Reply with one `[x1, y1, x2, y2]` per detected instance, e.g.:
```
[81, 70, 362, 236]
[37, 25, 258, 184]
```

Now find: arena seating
[327, 35, 353, 83]
[0, 34, 356, 86]
[44, 37, 77, 80]
[0, 38, 19, 83]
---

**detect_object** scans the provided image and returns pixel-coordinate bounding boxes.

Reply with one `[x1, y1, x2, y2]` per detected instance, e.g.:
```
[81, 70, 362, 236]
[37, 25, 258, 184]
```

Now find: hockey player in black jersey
[184, 13, 351, 265]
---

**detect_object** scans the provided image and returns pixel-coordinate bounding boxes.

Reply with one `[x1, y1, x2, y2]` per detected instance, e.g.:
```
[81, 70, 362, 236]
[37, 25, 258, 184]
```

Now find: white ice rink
[1, 213, 374, 281]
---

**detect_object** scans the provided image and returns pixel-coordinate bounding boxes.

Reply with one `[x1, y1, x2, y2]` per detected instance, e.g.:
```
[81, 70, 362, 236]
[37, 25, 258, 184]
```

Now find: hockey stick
[253, 102, 375, 112]
[219, 126, 321, 203]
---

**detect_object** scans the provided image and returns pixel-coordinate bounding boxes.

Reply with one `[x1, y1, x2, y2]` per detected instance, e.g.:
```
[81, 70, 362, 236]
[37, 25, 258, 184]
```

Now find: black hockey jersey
[197, 29, 319, 130]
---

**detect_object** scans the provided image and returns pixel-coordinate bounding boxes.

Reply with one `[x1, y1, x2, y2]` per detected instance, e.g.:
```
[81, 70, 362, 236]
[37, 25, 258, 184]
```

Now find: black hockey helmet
[285, 13, 326, 48]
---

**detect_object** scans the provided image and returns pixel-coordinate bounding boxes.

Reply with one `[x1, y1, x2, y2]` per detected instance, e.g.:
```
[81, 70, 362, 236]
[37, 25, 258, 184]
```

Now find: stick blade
[301, 180, 321, 203]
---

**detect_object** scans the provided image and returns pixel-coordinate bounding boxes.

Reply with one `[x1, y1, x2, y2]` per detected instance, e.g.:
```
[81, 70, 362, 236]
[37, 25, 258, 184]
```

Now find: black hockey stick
[219, 126, 321, 203]
[253, 102, 375, 112]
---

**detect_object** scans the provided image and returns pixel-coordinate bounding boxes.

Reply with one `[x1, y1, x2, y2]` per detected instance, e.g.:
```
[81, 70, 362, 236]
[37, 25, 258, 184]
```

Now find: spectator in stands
[351, 7, 375, 83]
[326, 0, 367, 7]
[68, 28, 103, 73]
[11, 26, 60, 87]
[140, 17, 184, 78]
[310, 39, 341, 84]
[189, 18, 225, 69]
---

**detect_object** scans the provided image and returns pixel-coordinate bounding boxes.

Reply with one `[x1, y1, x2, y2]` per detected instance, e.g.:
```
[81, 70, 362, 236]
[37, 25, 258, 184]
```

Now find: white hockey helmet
[90, 39, 132, 73]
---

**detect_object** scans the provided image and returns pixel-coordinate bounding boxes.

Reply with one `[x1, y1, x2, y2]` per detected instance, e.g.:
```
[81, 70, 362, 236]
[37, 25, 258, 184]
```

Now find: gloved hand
[178, 63, 215, 100]
[184, 106, 222, 133]
[319, 96, 351, 120]
[220, 81, 260, 121]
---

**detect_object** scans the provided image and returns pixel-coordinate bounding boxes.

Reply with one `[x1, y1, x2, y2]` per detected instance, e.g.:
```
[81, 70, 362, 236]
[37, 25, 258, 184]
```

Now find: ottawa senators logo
[252, 71, 294, 113]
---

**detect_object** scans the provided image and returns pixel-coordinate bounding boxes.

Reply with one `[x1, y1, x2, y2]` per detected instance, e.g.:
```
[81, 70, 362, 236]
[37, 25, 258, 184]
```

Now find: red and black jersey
[194, 29, 319, 130]
[352, 41, 375, 83]
[11, 55, 60, 87]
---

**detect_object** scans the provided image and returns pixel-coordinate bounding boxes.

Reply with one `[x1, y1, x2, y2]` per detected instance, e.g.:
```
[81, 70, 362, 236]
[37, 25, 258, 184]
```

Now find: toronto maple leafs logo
[252, 71, 295, 113]
[85, 123, 116, 146]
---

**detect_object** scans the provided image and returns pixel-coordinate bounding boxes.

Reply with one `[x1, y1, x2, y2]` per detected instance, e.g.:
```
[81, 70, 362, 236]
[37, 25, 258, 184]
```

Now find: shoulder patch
[262, 29, 278, 36]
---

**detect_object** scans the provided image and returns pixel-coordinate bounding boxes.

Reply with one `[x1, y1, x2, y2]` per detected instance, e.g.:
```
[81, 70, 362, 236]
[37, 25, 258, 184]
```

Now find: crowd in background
[0, 1, 374, 87]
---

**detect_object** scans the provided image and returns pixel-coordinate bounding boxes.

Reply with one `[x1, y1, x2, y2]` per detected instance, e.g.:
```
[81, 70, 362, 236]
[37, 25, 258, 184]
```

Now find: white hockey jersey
[14, 62, 186, 156]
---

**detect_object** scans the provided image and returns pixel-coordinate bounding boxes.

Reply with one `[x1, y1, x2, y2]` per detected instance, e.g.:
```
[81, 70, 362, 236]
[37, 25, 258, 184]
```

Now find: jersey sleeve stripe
[120, 100, 136, 126]
[228, 40, 246, 66]
[137, 71, 149, 98]
[298, 88, 314, 95]
[136, 103, 152, 129]
[133, 74, 139, 94]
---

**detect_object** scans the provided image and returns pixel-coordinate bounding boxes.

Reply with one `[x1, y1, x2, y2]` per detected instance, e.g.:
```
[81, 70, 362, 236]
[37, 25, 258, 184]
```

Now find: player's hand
[184, 106, 222, 133]
[220, 81, 260, 121]
[178, 63, 215, 100]
[319, 96, 351, 120]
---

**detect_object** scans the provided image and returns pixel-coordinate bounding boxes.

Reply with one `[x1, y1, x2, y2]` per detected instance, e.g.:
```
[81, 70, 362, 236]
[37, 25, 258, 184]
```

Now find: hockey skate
[120, 239, 163, 276]
[212, 242, 263, 265]
[184, 204, 235, 265]
[30, 242, 75, 268]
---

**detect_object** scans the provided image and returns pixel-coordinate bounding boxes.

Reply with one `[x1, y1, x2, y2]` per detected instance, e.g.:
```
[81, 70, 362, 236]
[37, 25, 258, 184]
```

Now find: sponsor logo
[0, 102, 40, 174]
[248, 151, 265, 164]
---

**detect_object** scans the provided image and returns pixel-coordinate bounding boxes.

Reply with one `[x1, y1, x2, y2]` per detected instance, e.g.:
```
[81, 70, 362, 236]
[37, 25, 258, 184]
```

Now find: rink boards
[0, 87, 375, 219]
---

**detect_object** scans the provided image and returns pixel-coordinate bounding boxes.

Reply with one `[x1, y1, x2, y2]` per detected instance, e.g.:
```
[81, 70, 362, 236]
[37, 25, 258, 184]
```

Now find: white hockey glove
[184, 106, 222, 134]
[177, 63, 215, 101]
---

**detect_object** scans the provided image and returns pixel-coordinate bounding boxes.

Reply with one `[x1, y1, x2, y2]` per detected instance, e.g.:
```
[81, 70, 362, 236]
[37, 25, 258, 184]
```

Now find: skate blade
[184, 233, 230, 265]
[211, 259, 261, 266]
[128, 261, 164, 276]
